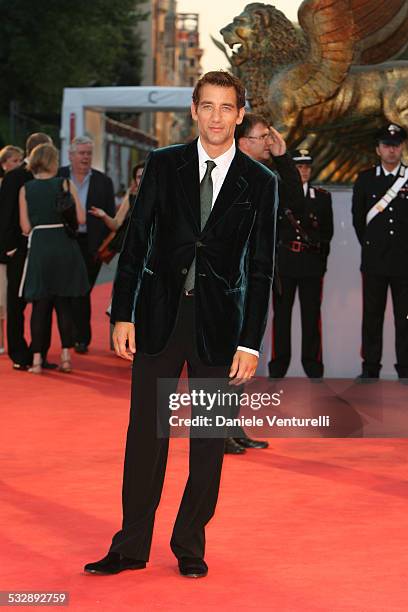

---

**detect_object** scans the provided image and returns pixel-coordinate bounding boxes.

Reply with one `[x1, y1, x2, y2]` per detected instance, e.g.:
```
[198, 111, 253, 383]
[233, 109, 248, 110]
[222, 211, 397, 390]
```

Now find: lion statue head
[220, 3, 307, 69]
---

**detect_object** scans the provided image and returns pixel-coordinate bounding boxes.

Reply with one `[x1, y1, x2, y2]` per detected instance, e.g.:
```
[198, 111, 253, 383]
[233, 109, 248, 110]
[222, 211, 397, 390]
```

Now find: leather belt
[281, 240, 320, 253]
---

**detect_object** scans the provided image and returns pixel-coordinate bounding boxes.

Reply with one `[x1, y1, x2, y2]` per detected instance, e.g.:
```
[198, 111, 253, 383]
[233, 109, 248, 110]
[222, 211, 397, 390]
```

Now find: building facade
[138, 0, 203, 145]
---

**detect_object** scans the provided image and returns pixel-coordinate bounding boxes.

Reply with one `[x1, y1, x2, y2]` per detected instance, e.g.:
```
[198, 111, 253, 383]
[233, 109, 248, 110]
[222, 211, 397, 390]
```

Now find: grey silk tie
[184, 160, 216, 291]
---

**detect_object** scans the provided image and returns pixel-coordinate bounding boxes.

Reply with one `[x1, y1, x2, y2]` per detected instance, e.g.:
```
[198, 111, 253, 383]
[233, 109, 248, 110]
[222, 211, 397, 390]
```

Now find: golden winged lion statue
[217, 1, 408, 183]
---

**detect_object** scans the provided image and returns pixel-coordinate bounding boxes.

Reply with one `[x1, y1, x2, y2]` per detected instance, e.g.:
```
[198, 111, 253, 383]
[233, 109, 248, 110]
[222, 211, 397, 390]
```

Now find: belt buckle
[292, 241, 301, 253]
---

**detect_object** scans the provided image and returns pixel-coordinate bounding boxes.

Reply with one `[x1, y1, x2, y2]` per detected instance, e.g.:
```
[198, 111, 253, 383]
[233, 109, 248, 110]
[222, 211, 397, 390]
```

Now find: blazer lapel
[177, 140, 201, 232]
[203, 149, 248, 233]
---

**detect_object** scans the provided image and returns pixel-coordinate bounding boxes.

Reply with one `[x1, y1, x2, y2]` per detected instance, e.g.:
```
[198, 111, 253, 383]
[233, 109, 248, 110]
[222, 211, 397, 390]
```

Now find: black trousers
[362, 274, 408, 377]
[109, 296, 228, 561]
[31, 297, 73, 353]
[269, 276, 324, 378]
[6, 246, 52, 365]
[71, 233, 101, 346]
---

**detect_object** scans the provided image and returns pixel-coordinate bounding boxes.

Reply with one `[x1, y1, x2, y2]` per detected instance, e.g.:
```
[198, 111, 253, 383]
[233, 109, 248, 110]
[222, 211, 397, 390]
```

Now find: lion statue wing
[272, 0, 408, 124]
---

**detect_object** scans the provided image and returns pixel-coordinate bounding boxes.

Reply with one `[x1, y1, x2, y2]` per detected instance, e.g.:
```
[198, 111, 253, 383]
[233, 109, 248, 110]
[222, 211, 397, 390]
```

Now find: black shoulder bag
[56, 178, 78, 238]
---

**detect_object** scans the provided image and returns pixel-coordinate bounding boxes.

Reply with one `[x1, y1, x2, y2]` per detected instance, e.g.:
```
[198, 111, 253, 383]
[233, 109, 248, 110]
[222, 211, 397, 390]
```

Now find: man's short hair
[26, 132, 52, 156]
[235, 113, 268, 142]
[192, 71, 246, 109]
[69, 136, 94, 153]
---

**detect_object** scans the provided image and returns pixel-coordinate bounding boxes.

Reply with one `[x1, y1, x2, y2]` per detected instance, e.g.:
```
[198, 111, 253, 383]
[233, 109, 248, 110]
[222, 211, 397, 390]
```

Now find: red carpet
[1, 283, 408, 611]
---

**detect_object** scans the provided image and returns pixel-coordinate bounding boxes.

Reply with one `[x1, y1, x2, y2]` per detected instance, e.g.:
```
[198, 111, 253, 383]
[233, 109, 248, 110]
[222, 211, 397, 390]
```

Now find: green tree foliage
[0, 0, 148, 113]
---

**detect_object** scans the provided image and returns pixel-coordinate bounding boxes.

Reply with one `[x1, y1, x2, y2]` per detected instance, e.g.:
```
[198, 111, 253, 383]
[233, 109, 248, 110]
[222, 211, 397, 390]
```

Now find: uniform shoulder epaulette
[359, 165, 377, 177]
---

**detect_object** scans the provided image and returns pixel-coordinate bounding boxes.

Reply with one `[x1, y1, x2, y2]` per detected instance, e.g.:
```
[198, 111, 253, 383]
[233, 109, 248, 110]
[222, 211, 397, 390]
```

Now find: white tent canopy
[60, 86, 193, 165]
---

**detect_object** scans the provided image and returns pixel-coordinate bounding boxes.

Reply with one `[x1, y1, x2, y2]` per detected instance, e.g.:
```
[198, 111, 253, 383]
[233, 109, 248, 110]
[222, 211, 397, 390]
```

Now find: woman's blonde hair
[0, 145, 24, 165]
[27, 143, 59, 174]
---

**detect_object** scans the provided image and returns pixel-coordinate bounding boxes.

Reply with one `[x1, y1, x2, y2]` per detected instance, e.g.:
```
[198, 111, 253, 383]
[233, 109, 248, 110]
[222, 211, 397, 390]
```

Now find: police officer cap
[376, 123, 407, 145]
[291, 149, 313, 164]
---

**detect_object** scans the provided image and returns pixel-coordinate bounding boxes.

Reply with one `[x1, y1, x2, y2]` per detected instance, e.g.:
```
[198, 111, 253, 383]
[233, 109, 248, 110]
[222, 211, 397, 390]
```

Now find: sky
[177, 0, 303, 73]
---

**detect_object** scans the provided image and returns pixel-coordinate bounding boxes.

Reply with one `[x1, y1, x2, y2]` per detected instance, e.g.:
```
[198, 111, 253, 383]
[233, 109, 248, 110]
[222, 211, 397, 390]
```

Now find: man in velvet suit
[59, 137, 115, 353]
[85, 71, 278, 578]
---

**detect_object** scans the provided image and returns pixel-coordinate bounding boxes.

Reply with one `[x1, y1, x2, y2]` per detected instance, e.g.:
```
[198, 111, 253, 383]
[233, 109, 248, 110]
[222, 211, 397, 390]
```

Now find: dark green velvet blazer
[111, 139, 278, 365]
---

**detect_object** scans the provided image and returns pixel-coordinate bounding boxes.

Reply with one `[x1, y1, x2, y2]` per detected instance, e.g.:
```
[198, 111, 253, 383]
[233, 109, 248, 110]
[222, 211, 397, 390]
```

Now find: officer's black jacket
[352, 164, 408, 277]
[277, 184, 333, 278]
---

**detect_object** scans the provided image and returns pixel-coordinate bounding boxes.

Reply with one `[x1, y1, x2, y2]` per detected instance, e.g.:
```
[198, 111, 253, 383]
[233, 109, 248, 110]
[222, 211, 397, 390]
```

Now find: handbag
[96, 193, 136, 263]
[56, 178, 78, 238]
[97, 231, 117, 264]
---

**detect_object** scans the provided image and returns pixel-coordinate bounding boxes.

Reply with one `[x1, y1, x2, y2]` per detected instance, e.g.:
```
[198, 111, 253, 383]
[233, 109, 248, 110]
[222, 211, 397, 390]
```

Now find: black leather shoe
[268, 372, 285, 380]
[178, 557, 208, 578]
[74, 342, 89, 354]
[13, 363, 30, 371]
[224, 437, 246, 454]
[309, 376, 323, 384]
[84, 552, 146, 575]
[234, 436, 269, 449]
[42, 360, 58, 370]
[355, 373, 379, 384]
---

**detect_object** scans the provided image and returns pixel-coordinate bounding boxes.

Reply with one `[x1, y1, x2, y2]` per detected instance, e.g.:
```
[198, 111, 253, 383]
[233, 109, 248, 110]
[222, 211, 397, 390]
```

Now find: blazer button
[181, 268, 188, 275]
[196, 241, 203, 248]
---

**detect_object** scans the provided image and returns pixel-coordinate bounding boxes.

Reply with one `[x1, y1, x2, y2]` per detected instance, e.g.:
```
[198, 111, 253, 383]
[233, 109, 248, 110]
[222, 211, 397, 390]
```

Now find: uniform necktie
[386, 173, 396, 187]
[184, 160, 217, 291]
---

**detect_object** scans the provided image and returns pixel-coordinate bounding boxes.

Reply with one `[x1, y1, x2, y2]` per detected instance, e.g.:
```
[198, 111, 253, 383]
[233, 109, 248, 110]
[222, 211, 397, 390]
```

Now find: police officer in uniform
[269, 150, 333, 379]
[352, 124, 408, 382]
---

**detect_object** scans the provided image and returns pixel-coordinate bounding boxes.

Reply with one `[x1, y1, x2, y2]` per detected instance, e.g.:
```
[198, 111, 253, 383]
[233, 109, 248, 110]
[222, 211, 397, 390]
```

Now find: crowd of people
[0, 133, 142, 373]
[0, 116, 406, 386]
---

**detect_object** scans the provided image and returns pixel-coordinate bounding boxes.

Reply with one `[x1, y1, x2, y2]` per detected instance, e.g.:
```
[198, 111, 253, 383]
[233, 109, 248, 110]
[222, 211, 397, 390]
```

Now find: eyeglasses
[245, 133, 271, 142]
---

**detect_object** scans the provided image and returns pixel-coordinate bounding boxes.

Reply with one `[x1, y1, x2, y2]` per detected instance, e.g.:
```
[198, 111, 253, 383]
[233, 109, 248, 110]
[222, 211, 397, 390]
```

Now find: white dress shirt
[303, 182, 308, 196]
[382, 163, 400, 176]
[196, 138, 259, 359]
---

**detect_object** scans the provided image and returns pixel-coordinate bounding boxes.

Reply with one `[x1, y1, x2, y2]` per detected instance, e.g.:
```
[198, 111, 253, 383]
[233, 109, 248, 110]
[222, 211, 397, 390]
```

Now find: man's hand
[113, 322, 136, 361]
[268, 126, 287, 157]
[229, 350, 258, 386]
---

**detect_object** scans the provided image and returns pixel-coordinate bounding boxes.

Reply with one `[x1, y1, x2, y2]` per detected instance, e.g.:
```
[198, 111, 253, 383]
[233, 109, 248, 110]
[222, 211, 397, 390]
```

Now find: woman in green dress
[19, 143, 89, 374]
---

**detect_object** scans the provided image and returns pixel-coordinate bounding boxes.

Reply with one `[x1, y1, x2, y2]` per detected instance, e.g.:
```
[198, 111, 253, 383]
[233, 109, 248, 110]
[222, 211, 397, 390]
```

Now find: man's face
[69, 143, 93, 174]
[296, 163, 312, 184]
[240, 122, 271, 162]
[191, 84, 245, 151]
[376, 142, 403, 167]
[3, 154, 23, 172]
